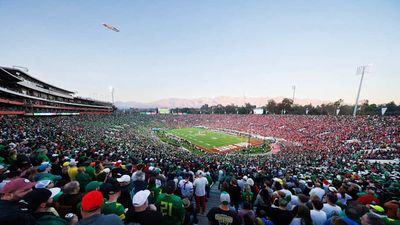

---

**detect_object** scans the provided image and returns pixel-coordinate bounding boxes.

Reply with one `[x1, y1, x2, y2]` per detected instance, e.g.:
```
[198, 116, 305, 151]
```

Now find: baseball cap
[132, 190, 150, 206]
[35, 180, 51, 189]
[37, 162, 51, 172]
[69, 159, 78, 167]
[0, 178, 36, 194]
[49, 187, 61, 198]
[81, 191, 104, 212]
[117, 175, 131, 183]
[100, 183, 120, 197]
[85, 181, 103, 193]
[370, 205, 385, 214]
[220, 192, 231, 205]
[328, 187, 338, 192]
[20, 188, 52, 212]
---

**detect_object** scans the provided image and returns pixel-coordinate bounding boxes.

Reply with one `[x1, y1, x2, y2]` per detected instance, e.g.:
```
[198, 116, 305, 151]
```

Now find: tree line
[168, 98, 400, 116]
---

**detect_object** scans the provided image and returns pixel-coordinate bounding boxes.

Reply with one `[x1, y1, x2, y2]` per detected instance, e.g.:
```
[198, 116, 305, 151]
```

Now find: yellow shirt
[68, 166, 78, 181]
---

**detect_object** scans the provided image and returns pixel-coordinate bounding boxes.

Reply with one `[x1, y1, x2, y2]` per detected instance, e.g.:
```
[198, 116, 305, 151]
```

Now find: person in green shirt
[156, 180, 185, 225]
[148, 177, 161, 204]
[75, 167, 92, 191]
[242, 184, 254, 207]
[100, 183, 126, 220]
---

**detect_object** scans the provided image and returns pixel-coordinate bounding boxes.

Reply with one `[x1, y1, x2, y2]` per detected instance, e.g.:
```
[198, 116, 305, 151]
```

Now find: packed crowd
[0, 114, 399, 225]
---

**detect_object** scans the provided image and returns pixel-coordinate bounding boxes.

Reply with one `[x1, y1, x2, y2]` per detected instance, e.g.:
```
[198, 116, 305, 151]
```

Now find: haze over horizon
[1, 1, 399, 104]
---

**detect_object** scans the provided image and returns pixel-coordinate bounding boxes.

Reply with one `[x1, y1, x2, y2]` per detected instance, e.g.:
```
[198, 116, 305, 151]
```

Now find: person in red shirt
[357, 186, 380, 205]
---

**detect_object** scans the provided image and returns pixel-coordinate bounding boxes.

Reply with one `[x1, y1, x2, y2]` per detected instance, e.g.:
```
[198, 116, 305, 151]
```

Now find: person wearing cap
[75, 191, 123, 225]
[125, 190, 163, 225]
[357, 187, 380, 205]
[20, 188, 68, 225]
[207, 191, 241, 225]
[100, 183, 126, 220]
[156, 180, 185, 225]
[0, 178, 36, 225]
[85, 180, 103, 193]
[68, 160, 79, 181]
[116, 174, 133, 209]
[35, 162, 62, 182]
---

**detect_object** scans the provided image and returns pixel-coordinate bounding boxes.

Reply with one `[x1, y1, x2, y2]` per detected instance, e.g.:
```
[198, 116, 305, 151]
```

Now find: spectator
[156, 180, 185, 225]
[125, 190, 163, 225]
[0, 178, 36, 225]
[75, 190, 123, 225]
[193, 171, 208, 215]
[20, 188, 68, 225]
[322, 193, 342, 219]
[207, 192, 242, 225]
[310, 200, 327, 225]
[289, 205, 312, 225]
[267, 198, 294, 225]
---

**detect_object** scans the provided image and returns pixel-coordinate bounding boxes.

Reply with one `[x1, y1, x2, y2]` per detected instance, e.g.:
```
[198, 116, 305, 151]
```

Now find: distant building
[0, 66, 113, 116]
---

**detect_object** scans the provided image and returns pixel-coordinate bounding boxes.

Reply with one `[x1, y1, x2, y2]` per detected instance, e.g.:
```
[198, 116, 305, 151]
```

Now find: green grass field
[167, 127, 247, 149]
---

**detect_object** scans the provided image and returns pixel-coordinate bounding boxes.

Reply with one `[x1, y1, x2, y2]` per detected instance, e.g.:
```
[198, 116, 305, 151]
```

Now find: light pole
[292, 85, 296, 103]
[109, 86, 115, 104]
[353, 65, 370, 116]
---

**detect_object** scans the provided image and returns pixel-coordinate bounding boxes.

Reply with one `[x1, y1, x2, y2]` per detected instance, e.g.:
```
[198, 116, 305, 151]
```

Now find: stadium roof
[0, 66, 74, 94]
[0, 67, 22, 82]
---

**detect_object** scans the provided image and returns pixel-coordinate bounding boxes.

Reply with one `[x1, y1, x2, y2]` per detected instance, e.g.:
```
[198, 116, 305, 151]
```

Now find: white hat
[220, 192, 231, 204]
[328, 187, 338, 192]
[132, 190, 150, 206]
[103, 168, 111, 173]
[49, 187, 61, 198]
[243, 176, 248, 180]
[117, 175, 131, 183]
[35, 180, 51, 189]
[69, 159, 78, 166]
[247, 178, 254, 186]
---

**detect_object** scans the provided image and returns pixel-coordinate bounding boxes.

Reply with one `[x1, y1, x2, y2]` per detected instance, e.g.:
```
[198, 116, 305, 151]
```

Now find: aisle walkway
[197, 182, 220, 225]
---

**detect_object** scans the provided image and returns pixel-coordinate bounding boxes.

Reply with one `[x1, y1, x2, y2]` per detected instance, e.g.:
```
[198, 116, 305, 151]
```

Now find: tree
[225, 104, 238, 114]
[200, 104, 211, 114]
[277, 98, 293, 114]
[266, 100, 278, 114]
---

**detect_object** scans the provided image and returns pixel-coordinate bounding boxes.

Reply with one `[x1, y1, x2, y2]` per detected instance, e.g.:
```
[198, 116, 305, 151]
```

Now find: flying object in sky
[102, 23, 120, 32]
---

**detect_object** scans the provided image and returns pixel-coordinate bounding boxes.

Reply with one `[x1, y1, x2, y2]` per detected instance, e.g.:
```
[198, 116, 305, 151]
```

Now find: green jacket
[75, 173, 92, 191]
[35, 212, 68, 225]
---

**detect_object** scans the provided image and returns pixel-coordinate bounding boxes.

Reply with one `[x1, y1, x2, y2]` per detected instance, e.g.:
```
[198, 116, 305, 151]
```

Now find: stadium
[1, 2, 400, 225]
[0, 68, 399, 225]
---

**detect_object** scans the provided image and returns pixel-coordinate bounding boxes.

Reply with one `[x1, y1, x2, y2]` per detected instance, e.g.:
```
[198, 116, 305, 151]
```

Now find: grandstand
[0, 66, 114, 116]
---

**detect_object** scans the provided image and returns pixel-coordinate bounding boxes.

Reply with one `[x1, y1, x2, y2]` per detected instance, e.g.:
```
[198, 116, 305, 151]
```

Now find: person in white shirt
[322, 193, 342, 219]
[178, 173, 193, 200]
[193, 171, 208, 215]
[310, 200, 327, 225]
[309, 182, 325, 201]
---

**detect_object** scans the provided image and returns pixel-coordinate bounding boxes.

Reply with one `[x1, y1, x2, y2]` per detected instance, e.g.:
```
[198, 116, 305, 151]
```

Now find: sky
[0, 0, 399, 104]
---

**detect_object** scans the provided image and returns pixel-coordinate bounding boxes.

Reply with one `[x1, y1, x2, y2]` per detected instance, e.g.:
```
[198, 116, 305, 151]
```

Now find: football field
[168, 127, 248, 150]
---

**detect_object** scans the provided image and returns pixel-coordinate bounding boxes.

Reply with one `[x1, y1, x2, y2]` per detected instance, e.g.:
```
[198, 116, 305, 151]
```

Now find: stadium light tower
[109, 86, 115, 104]
[353, 65, 370, 116]
[292, 85, 296, 103]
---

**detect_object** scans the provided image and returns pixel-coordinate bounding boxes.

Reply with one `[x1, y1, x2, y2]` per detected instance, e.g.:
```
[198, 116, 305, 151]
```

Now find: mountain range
[115, 96, 330, 109]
